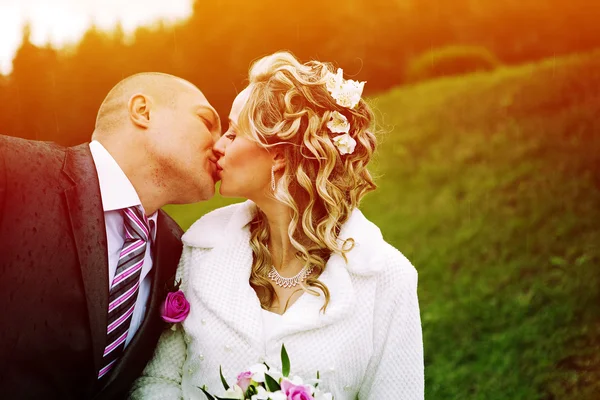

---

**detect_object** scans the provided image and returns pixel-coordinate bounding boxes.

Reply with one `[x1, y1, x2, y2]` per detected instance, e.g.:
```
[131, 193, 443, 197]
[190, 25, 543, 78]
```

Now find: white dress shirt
[89, 140, 158, 347]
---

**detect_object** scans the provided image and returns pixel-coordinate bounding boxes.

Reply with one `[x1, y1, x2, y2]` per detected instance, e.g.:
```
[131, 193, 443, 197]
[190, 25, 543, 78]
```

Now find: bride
[130, 51, 424, 399]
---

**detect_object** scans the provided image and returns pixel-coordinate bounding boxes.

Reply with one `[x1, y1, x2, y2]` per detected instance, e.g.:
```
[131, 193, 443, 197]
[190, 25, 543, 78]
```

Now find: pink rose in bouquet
[236, 371, 253, 392]
[282, 380, 314, 400]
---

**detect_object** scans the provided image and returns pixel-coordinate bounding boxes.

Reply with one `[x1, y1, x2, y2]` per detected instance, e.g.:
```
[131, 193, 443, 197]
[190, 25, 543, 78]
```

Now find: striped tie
[98, 205, 151, 380]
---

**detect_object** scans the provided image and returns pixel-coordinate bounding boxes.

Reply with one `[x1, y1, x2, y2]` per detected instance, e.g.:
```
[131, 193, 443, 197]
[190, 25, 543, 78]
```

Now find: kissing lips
[214, 163, 223, 180]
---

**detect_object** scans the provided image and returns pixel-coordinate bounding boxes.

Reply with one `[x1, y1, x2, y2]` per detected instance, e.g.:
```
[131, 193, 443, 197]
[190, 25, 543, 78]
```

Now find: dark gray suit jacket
[0, 135, 184, 399]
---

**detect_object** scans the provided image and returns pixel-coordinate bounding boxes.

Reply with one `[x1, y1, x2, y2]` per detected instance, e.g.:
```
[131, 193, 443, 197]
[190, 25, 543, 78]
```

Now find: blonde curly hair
[238, 51, 377, 312]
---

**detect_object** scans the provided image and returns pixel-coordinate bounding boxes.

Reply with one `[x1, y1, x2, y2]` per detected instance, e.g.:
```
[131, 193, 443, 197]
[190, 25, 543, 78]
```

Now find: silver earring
[271, 166, 276, 191]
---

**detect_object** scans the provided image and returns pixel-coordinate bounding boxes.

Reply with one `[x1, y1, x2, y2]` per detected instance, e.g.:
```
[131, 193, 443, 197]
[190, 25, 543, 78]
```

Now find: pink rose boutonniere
[161, 289, 190, 330]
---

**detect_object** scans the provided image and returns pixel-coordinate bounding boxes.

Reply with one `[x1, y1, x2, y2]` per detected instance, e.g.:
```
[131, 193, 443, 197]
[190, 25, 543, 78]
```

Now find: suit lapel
[62, 143, 109, 378]
[99, 210, 182, 391]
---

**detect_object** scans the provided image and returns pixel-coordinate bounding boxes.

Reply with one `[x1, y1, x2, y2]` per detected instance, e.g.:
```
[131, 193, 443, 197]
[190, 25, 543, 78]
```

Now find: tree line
[1, 0, 598, 145]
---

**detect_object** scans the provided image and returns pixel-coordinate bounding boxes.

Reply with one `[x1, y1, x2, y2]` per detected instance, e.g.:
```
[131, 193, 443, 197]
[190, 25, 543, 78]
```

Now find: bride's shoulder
[378, 241, 418, 281]
[342, 208, 417, 282]
[182, 200, 256, 248]
[353, 240, 418, 302]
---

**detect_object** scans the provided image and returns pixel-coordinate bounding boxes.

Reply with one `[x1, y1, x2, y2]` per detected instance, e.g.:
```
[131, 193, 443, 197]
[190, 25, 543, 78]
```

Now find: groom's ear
[128, 94, 151, 129]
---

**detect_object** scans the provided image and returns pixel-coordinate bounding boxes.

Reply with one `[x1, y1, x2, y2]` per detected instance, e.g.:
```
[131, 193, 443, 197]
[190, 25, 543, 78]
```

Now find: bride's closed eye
[224, 132, 236, 141]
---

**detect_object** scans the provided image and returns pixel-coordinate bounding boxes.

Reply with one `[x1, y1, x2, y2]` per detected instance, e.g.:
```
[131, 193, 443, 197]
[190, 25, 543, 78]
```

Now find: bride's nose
[213, 135, 226, 158]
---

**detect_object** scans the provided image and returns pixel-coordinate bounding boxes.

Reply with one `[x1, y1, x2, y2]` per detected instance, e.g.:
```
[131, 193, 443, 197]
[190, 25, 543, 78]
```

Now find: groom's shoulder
[0, 134, 66, 169]
[0, 134, 65, 152]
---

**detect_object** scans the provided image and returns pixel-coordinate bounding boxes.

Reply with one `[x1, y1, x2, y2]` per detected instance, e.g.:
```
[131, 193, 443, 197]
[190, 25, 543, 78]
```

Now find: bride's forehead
[230, 88, 252, 119]
[235, 87, 252, 106]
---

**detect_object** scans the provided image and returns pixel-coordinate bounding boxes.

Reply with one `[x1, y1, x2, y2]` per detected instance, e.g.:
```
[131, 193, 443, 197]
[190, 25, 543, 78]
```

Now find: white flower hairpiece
[327, 110, 356, 155]
[325, 68, 366, 109]
[324, 68, 364, 155]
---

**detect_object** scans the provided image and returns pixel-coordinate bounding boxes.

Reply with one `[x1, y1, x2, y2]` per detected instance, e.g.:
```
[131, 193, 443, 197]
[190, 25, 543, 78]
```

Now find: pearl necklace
[268, 265, 314, 288]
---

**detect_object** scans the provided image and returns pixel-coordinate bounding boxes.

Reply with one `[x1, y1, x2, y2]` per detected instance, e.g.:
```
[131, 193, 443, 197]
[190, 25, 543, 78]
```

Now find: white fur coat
[130, 201, 424, 399]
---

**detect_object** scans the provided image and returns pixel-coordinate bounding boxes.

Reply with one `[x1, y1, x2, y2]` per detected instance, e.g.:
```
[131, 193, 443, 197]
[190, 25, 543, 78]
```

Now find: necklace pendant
[268, 265, 314, 288]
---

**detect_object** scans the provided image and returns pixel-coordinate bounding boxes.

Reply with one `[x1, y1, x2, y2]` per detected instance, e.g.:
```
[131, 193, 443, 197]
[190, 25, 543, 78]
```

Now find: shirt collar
[89, 141, 158, 231]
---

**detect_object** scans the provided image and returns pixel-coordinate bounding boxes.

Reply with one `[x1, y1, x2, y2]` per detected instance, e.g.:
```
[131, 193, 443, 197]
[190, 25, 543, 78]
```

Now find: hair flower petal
[332, 133, 357, 155]
[325, 68, 344, 92]
[326, 111, 350, 134]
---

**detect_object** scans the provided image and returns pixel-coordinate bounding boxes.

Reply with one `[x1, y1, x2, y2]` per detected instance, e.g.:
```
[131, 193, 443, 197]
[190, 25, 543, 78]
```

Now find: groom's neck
[98, 136, 166, 216]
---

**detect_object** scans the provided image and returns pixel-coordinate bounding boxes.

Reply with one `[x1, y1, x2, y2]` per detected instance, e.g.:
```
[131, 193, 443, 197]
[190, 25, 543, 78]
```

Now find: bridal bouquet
[200, 344, 333, 400]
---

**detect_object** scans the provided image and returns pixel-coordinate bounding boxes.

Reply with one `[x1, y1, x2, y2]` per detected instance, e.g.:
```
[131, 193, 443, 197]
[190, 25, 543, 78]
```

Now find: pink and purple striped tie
[98, 205, 151, 380]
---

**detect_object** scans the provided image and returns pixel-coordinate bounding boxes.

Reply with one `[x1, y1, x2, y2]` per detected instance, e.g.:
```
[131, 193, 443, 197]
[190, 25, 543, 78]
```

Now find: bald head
[93, 72, 203, 136]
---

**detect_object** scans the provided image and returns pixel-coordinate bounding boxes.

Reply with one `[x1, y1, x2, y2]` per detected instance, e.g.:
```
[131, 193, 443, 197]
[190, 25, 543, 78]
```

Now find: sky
[0, 0, 193, 75]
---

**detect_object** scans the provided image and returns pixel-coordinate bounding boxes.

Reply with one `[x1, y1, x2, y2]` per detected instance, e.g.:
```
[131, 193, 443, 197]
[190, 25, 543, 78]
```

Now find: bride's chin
[217, 181, 244, 198]
[217, 183, 231, 197]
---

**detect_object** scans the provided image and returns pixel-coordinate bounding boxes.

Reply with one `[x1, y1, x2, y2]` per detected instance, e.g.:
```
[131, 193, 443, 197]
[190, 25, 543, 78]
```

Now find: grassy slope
[164, 50, 600, 399]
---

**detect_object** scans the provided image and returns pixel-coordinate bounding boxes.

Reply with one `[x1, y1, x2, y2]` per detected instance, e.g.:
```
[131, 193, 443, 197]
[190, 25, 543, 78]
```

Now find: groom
[0, 73, 221, 399]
